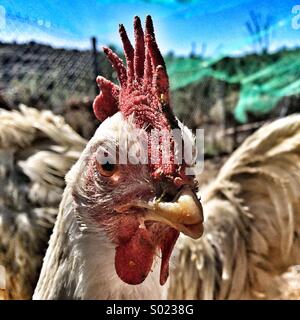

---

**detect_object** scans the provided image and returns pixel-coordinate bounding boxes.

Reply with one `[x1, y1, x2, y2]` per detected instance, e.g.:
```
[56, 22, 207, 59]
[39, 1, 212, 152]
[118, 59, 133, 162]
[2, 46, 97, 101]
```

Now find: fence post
[91, 36, 99, 96]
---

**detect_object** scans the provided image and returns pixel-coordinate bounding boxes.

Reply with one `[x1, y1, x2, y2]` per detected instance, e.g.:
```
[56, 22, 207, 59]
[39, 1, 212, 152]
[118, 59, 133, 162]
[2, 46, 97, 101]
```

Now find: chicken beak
[144, 186, 204, 239]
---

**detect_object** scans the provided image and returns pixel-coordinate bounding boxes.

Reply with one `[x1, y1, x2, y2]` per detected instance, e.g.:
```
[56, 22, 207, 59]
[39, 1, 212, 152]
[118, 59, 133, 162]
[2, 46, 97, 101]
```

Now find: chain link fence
[0, 5, 123, 138]
[1, 6, 300, 153]
[0, 41, 93, 106]
[0, 7, 123, 138]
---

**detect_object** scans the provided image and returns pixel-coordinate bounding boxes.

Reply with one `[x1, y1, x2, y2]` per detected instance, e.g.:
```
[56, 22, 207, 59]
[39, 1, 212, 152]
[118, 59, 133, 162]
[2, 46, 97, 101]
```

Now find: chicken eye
[97, 161, 117, 177]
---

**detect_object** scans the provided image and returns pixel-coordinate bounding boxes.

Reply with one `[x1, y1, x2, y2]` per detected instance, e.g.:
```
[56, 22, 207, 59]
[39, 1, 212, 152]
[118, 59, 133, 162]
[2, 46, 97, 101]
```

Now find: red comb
[93, 15, 180, 179]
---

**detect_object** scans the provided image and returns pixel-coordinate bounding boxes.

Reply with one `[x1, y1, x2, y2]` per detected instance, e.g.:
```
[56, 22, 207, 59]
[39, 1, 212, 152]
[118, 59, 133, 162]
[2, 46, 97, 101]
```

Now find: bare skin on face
[79, 148, 203, 286]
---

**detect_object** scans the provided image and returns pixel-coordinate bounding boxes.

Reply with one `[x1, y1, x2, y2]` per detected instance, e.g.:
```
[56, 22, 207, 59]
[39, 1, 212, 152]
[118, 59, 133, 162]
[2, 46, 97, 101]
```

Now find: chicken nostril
[160, 190, 176, 203]
[155, 175, 199, 203]
[154, 183, 177, 203]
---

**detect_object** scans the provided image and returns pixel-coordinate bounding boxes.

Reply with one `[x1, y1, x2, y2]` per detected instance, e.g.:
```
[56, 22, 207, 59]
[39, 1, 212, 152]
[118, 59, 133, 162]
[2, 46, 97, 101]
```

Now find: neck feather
[33, 187, 166, 300]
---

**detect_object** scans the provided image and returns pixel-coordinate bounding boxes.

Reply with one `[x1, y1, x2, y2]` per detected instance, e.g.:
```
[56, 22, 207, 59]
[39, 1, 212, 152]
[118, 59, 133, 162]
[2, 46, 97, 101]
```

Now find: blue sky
[0, 0, 299, 56]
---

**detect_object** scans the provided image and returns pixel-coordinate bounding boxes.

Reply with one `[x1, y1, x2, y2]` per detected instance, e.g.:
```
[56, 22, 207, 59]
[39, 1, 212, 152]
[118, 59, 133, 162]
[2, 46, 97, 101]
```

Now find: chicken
[3, 15, 300, 301]
[33, 16, 203, 299]
[0, 105, 86, 299]
[168, 114, 300, 299]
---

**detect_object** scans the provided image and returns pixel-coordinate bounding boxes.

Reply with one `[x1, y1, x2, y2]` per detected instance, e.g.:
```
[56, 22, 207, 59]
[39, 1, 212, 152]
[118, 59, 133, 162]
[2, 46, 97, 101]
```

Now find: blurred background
[0, 0, 300, 156]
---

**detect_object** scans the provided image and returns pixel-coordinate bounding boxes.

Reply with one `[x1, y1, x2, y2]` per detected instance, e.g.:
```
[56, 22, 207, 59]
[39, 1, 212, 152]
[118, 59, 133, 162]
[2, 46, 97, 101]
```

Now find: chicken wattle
[115, 224, 179, 285]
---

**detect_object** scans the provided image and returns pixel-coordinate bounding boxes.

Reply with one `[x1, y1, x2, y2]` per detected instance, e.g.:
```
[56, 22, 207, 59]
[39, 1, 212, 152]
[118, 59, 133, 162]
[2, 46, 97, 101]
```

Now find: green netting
[167, 58, 226, 90]
[166, 50, 300, 123]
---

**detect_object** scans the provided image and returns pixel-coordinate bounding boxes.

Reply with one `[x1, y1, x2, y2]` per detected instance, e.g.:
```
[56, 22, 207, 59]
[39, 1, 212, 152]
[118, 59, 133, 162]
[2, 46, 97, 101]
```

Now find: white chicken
[0, 105, 86, 299]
